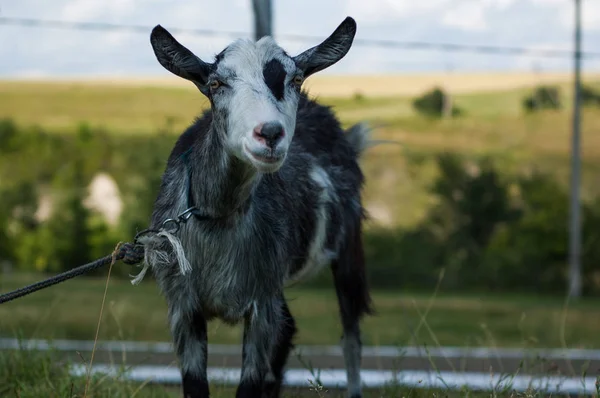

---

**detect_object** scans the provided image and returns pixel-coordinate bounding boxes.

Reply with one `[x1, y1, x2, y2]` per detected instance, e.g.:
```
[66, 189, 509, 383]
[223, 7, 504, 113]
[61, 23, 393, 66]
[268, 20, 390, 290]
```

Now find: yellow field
[2, 72, 600, 135]
[7, 71, 600, 98]
[305, 71, 600, 97]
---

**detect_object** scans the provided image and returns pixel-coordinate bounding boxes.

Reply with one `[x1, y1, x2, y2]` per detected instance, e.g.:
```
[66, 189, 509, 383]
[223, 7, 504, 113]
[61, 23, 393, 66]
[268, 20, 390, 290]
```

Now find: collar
[180, 148, 215, 222]
[180, 148, 246, 222]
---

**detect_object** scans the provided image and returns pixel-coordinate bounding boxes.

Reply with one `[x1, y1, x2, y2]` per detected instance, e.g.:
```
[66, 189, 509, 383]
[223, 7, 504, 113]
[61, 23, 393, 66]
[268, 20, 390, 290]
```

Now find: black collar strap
[179, 147, 244, 223]
[180, 149, 214, 222]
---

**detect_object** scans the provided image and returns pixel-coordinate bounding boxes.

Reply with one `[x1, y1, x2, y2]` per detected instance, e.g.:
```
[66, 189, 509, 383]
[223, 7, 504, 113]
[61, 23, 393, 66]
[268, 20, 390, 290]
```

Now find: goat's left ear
[293, 17, 356, 78]
[150, 25, 213, 88]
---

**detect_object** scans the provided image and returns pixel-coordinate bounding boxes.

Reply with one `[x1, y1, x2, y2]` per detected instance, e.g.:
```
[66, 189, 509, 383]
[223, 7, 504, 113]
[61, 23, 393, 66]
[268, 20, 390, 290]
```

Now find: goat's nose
[253, 122, 284, 148]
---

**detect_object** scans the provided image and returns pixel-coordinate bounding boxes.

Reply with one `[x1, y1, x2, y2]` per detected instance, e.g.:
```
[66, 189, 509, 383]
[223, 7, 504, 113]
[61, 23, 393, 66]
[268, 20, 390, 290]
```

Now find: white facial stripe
[210, 37, 300, 172]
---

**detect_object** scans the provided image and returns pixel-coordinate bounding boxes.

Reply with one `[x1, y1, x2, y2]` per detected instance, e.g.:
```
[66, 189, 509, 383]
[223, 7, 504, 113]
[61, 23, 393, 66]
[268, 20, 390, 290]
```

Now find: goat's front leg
[236, 298, 283, 398]
[169, 304, 209, 398]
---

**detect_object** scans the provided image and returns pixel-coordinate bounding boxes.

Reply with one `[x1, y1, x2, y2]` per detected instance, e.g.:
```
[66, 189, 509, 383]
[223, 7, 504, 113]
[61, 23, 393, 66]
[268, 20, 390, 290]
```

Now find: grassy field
[3, 75, 600, 228]
[3, 74, 600, 397]
[3, 74, 600, 134]
[1, 273, 599, 350]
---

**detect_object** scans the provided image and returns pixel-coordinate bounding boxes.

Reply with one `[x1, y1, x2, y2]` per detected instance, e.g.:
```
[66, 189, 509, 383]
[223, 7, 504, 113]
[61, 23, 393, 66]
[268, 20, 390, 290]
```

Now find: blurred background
[1, 0, 600, 397]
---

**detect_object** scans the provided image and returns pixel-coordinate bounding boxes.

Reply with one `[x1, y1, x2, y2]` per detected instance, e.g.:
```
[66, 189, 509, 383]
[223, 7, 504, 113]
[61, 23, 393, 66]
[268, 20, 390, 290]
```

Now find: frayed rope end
[158, 230, 192, 275]
[128, 229, 192, 285]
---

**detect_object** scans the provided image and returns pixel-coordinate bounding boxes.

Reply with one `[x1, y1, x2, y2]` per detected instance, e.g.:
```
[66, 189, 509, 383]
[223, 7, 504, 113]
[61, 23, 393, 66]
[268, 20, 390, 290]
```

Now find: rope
[0, 243, 144, 305]
[0, 197, 204, 304]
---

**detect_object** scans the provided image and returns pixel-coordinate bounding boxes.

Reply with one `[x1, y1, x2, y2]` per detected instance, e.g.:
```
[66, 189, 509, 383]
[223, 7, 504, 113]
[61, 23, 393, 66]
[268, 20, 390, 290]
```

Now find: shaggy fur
[144, 16, 372, 398]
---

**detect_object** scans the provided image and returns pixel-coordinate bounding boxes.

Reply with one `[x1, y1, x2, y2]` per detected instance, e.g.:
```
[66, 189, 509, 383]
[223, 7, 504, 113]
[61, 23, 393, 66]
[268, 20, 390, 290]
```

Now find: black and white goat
[139, 16, 373, 398]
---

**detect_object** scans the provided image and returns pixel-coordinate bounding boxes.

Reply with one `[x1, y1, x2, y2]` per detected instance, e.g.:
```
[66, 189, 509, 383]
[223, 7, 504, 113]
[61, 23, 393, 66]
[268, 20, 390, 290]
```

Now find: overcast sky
[1, 0, 600, 78]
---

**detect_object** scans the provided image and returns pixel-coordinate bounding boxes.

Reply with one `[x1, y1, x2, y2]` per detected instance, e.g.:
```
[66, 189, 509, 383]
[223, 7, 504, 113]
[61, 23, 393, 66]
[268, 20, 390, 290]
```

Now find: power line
[2, 16, 600, 59]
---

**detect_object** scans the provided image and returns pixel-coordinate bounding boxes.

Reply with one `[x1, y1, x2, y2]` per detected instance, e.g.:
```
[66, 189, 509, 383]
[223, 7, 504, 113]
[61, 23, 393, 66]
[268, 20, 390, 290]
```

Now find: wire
[1, 16, 599, 59]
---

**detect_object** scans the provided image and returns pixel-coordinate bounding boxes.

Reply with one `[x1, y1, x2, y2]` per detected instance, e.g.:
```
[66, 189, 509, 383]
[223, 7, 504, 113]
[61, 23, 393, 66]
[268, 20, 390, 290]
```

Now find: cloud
[526, 0, 600, 32]
[60, 0, 136, 21]
[1, 0, 599, 78]
[344, 0, 450, 25]
[441, 3, 487, 32]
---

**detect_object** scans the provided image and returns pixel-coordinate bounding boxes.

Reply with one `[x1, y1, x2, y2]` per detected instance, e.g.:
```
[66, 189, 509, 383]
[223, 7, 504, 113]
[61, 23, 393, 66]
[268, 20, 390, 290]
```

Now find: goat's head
[150, 17, 357, 173]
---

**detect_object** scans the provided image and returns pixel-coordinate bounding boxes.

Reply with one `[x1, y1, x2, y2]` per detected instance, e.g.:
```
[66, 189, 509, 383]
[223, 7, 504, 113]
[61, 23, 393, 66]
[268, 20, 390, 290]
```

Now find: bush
[18, 159, 95, 273]
[0, 182, 39, 267]
[412, 87, 462, 118]
[481, 172, 570, 291]
[352, 91, 365, 102]
[414, 153, 520, 289]
[522, 85, 562, 112]
[0, 119, 18, 153]
[410, 155, 600, 295]
[581, 85, 600, 107]
[0, 119, 177, 274]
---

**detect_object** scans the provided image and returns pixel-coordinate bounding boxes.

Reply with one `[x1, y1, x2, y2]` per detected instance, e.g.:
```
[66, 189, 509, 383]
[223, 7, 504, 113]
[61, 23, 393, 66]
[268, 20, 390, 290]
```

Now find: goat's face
[150, 17, 357, 173]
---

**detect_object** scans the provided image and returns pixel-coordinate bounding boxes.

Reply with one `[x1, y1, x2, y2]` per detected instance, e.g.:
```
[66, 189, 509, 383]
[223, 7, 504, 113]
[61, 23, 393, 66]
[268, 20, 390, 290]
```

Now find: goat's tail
[345, 122, 372, 156]
[345, 122, 403, 156]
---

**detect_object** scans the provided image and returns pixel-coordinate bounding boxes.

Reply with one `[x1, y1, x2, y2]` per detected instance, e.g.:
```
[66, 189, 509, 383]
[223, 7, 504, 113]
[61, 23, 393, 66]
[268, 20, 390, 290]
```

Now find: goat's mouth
[243, 144, 284, 166]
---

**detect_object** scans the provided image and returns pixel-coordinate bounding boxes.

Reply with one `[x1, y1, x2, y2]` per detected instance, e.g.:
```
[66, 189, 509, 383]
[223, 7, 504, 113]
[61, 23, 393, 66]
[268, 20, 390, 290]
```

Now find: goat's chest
[177, 220, 285, 321]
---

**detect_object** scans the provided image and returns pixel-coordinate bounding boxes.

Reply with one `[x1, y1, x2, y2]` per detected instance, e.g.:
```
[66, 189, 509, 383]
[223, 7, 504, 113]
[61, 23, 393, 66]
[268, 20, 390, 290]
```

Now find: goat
[141, 16, 373, 398]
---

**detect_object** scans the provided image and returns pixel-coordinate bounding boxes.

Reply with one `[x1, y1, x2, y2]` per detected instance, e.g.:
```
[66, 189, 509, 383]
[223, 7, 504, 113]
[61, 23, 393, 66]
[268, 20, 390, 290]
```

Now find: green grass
[1, 273, 599, 350]
[0, 81, 207, 135]
[0, 343, 574, 397]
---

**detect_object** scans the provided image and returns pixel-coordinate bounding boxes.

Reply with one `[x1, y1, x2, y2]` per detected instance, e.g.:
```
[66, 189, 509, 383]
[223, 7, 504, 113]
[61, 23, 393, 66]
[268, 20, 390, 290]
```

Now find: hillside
[1, 73, 600, 228]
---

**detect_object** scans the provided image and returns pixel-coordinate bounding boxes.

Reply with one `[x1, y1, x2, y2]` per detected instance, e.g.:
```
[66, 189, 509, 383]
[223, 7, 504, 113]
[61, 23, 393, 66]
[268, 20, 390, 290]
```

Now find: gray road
[2, 338, 599, 377]
[66, 349, 600, 376]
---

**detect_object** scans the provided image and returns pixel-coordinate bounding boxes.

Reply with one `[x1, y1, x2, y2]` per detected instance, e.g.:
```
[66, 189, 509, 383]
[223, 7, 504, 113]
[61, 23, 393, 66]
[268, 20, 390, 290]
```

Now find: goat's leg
[263, 299, 297, 398]
[331, 220, 373, 398]
[236, 298, 284, 398]
[168, 304, 209, 398]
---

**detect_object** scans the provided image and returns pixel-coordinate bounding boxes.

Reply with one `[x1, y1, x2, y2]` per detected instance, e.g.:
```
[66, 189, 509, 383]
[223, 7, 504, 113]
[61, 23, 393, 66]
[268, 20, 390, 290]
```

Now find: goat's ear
[150, 25, 212, 87]
[293, 17, 356, 78]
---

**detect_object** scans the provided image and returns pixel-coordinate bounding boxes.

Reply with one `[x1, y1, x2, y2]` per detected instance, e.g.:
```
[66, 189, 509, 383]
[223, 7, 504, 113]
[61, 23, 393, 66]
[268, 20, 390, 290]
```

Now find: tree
[19, 158, 94, 273]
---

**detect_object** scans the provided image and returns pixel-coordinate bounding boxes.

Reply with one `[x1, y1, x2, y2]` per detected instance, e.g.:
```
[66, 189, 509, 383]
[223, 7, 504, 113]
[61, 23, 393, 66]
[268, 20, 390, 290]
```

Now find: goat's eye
[293, 75, 304, 86]
[209, 80, 222, 91]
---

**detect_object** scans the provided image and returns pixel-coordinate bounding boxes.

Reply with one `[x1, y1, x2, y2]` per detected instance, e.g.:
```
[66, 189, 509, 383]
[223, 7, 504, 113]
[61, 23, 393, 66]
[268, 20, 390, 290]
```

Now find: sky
[1, 0, 600, 78]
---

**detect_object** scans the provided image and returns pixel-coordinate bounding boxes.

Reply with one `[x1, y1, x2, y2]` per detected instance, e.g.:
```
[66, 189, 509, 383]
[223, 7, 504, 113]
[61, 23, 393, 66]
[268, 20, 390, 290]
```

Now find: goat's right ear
[150, 25, 212, 87]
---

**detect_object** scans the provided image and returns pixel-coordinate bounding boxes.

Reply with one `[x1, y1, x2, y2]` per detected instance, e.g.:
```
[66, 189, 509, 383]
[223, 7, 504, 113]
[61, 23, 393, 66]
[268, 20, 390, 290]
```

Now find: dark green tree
[423, 153, 519, 288]
[19, 157, 93, 273]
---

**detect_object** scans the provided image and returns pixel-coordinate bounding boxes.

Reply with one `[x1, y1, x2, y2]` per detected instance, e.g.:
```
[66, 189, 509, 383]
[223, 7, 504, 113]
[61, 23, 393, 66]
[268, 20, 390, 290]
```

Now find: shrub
[352, 91, 365, 102]
[417, 153, 520, 289]
[21, 159, 94, 273]
[0, 182, 39, 267]
[0, 119, 18, 153]
[522, 85, 562, 112]
[581, 84, 600, 107]
[412, 87, 462, 118]
[399, 154, 600, 295]
[481, 172, 569, 291]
